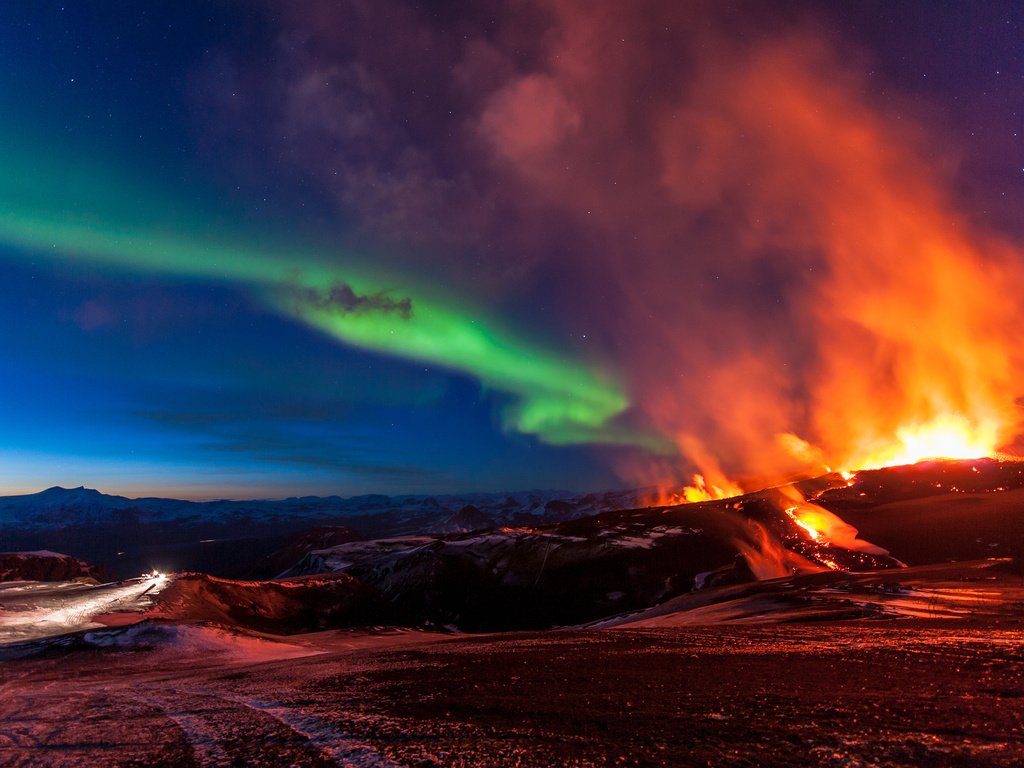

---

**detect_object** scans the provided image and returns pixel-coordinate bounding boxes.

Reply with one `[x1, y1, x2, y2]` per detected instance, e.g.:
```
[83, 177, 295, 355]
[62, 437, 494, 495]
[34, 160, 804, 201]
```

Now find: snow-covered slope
[0, 572, 170, 644]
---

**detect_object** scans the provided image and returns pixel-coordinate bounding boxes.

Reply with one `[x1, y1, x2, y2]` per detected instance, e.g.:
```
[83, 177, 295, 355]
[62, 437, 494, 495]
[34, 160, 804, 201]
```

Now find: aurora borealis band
[0, 134, 639, 450]
[1, 2, 1022, 498]
[0, 124, 654, 496]
[0, 1, 655, 498]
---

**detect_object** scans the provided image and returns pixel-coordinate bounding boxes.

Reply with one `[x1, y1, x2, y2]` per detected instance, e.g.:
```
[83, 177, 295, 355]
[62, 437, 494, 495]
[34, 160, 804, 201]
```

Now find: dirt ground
[1, 619, 1022, 767]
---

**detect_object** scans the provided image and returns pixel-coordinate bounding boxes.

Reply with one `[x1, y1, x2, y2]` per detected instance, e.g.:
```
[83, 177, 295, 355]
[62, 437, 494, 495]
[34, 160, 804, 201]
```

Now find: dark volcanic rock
[817, 458, 1024, 564]
[283, 492, 902, 631]
[268, 526, 363, 575]
[153, 572, 376, 634]
[437, 505, 493, 534]
[0, 551, 109, 583]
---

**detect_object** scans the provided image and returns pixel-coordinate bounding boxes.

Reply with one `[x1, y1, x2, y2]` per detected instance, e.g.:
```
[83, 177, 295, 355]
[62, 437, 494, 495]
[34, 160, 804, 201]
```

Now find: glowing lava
[785, 506, 826, 543]
[644, 472, 745, 506]
[733, 521, 826, 580]
[781, 486, 890, 559]
[680, 473, 744, 503]
[848, 414, 1001, 471]
[660, 412, 1002, 507]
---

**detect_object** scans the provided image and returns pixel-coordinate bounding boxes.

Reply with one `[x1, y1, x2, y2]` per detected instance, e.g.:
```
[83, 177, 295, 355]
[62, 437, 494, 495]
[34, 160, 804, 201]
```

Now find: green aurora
[0, 135, 660, 450]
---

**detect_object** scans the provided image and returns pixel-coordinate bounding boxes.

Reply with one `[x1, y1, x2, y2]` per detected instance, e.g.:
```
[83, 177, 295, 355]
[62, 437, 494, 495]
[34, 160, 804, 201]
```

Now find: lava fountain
[644, 34, 1024, 501]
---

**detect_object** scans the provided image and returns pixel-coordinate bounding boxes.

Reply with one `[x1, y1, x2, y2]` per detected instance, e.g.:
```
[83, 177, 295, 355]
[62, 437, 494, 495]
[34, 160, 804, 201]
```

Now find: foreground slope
[0, 616, 1021, 767]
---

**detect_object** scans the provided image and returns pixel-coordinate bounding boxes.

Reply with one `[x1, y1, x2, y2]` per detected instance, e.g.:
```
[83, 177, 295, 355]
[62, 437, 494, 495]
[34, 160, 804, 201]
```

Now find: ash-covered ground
[1, 609, 1023, 767]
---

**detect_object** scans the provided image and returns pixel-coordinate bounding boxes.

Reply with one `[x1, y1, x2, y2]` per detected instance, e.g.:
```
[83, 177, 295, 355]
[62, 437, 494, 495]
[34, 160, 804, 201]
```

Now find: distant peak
[40, 485, 101, 496]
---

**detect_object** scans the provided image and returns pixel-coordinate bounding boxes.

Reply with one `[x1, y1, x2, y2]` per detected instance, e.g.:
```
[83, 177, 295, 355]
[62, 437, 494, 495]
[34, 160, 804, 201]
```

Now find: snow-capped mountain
[0, 485, 645, 579]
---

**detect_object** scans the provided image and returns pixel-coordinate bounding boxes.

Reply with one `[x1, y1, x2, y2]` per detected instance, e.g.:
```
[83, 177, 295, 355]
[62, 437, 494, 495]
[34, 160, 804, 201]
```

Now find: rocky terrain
[0, 550, 109, 583]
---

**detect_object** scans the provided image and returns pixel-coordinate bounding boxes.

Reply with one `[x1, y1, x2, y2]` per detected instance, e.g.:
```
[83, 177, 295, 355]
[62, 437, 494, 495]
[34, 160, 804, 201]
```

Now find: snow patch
[82, 622, 321, 661]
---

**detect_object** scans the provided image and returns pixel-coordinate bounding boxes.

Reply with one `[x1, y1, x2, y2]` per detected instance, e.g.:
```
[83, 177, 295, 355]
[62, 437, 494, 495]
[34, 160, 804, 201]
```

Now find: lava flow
[780, 485, 890, 558]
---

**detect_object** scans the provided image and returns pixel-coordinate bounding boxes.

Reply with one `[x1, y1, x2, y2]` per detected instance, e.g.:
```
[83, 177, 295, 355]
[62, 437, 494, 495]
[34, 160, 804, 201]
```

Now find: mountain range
[0, 484, 645, 578]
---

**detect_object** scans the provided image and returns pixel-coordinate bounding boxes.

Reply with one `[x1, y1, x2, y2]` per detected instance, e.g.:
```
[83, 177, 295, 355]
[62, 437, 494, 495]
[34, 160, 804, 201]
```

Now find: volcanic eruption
[621, 29, 1024, 502]
[2, 4, 1024, 765]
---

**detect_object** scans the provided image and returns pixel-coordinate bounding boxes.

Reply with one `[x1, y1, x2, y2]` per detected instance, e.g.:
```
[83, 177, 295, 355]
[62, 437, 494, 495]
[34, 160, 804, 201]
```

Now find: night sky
[1, 2, 1022, 499]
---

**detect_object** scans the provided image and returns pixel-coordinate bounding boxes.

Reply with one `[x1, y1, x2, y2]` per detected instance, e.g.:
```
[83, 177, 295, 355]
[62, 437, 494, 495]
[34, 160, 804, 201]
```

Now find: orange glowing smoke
[646, 472, 744, 506]
[653, 31, 1024, 491]
[640, 436, 746, 505]
[681, 474, 743, 503]
[733, 520, 826, 580]
[437, 2, 1024, 494]
[673, 436, 745, 502]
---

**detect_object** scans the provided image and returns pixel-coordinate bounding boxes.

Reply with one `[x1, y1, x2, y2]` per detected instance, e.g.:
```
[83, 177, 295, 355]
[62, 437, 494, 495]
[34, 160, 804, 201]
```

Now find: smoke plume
[195, 0, 1024, 488]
